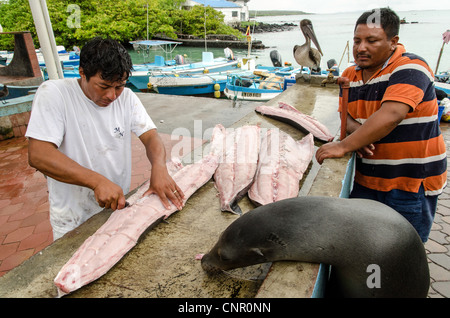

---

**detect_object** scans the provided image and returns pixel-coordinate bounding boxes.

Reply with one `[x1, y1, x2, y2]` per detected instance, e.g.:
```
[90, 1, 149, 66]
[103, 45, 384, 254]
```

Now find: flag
[246, 26, 251, 43]
[443, 30, 450, 44]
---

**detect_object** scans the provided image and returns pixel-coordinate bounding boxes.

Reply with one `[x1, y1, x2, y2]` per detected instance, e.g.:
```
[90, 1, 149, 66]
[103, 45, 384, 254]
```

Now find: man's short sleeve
[382, 62, 435, 110]
[129, 92, 156, 137]
[25, 81, 66, 147]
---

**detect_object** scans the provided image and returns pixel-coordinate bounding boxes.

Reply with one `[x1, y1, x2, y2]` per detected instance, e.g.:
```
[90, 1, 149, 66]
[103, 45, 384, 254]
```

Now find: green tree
[0, 0, 242, 51]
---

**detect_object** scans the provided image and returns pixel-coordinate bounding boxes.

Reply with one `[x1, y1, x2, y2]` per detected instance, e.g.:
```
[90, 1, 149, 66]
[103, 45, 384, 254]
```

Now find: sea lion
[201, 196, 429, 298]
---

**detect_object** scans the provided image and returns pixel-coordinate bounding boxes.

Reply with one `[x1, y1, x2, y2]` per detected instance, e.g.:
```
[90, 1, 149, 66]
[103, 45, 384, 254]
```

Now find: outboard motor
[270, 50, 283, 67]
[224, 47, 235, 60]
[327, 59, 340, 76]
[175, 54, 185, 65]
[234, 77, 253, 87]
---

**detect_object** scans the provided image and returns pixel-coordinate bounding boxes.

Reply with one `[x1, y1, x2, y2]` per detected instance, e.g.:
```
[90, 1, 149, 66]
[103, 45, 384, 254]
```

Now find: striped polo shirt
[340, 44, 447, 195]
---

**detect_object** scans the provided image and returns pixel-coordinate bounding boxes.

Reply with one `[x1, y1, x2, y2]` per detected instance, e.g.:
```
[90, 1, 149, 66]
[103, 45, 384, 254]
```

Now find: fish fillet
[248, 130, 314, 206]
[213, 125, 260, 214]
[54, 132, 223, 296]
[126, 157, 184, 206]
[255, 102, 334, 142]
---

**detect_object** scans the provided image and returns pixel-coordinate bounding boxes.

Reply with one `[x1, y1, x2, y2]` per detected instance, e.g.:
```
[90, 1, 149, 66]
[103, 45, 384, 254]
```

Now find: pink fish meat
[255, 102, 334, 142]
[54, 131, 223, 296]
[126, 157, 184, 206]
[248, 130, 314, 206]
[213, 125, 260, 214]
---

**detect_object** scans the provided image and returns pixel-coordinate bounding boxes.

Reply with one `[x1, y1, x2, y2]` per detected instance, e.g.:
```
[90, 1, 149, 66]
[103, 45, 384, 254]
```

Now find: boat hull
[154, 82, 226, 96]
[436, 82, 450, 95]
[224, 87, 282, 101]
[146, 73, 227, 96]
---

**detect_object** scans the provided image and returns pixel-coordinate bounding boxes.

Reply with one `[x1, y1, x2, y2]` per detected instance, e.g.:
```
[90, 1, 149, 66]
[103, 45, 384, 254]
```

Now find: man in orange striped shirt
[316, 8, 447, 242]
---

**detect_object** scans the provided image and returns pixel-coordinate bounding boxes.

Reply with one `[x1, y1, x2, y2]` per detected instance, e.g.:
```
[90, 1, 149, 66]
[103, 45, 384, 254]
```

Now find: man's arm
[28, 138, 126, 210]
[345, 114, 376, 158]
[315, 101, 410, 164]
[139, 129, 185, 210]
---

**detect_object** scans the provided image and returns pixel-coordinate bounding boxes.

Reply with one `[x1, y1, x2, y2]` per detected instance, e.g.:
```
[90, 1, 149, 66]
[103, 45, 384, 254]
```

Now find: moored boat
[436, 82, 450, 96]
[435, 70, 450, 95]
[146, 72, 228, 97]
[223, 66, 301, 102]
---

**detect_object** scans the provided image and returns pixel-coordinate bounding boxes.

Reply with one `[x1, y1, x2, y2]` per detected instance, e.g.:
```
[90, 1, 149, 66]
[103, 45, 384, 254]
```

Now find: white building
[181, 0, 250, 25]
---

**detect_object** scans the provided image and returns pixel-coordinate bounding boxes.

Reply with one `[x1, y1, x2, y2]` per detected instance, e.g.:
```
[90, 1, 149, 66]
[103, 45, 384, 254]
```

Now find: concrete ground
[0, 94, 260, 278]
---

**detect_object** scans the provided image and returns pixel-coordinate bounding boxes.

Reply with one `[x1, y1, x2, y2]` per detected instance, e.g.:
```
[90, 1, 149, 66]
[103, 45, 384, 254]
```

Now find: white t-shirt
[25, 78, 156, 239]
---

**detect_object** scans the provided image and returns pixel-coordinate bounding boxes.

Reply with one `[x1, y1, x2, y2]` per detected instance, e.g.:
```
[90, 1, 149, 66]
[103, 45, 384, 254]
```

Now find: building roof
[191, 0, 241, 8]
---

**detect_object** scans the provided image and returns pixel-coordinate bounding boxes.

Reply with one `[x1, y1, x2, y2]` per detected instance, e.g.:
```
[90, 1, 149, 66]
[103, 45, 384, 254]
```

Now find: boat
[0, 84, 39, 100]
[435, 70, 450, 96]
[1, 46, 80, 67]
[224, 66, 302, 101]
[436, 81, 450, 96]
[41, 64, 80, 80]
[37, 45, 80, 67]
[145, 57, 260, 97]
[145, 59, 254, 97]
[146, 72, 229, 97]
[128, 40, 240, 91]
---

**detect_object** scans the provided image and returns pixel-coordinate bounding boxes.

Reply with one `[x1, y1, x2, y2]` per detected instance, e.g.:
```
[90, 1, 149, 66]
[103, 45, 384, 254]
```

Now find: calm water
[129, 10, 450, 74]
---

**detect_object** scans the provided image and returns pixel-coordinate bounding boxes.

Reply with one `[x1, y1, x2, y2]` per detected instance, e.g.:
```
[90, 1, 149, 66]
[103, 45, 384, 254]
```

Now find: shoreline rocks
[151, 23, 296, 50]
[234, 22, 297, 34]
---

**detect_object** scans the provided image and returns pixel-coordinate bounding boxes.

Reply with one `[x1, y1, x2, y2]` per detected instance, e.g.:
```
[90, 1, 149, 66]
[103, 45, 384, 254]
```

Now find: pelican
[0, 85, 8, 104]
[293, 19, 323, 73]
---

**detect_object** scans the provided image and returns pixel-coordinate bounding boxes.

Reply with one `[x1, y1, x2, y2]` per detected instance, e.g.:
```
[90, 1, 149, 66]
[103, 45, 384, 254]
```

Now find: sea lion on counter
[201, 196, 429, 298]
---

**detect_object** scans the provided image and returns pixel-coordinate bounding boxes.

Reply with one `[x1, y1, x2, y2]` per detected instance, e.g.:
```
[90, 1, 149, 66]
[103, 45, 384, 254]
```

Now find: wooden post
[435, 30, 450, 75]
[435, 41, 445, 75]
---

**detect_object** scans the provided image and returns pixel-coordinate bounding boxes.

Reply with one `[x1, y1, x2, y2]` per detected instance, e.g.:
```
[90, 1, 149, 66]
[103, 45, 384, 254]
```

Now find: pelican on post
[294, 19, 323, 74]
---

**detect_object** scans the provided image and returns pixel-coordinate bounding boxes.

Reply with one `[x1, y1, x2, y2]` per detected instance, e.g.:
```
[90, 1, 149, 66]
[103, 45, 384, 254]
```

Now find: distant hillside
[249, 10, 312, 17]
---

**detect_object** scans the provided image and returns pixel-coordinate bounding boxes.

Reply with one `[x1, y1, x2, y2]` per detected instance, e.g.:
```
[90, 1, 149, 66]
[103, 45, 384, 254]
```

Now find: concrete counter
[0, 81, 351, 298]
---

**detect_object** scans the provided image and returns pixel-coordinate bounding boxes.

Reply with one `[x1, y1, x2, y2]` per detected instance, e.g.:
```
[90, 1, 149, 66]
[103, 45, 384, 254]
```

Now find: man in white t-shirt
[26, 38, 185, 240]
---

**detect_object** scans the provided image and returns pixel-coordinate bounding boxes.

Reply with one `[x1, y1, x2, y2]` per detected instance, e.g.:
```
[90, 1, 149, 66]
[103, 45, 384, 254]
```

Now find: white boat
[2, 46, 80, 67]
[435, 70, 450, 95]
[36, 45, 80, 67]
[224, 66, 302, 102]
[436, 81, 450, 95]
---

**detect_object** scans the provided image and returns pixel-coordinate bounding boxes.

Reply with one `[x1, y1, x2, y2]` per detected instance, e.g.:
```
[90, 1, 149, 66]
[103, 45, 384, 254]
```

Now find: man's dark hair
[355, 7, 400, 39]
[79, 37, 133, 82]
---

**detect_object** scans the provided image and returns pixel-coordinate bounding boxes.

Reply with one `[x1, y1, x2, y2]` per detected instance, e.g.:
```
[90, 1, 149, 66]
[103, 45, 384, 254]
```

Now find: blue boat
[0, 84, 39, 100]
[41, 65, 80, 80]
[147, 72, 229, 97]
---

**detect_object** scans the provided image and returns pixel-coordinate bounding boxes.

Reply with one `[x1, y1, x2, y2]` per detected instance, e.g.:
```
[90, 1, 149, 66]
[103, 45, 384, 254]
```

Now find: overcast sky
[247, 0, 450, 14]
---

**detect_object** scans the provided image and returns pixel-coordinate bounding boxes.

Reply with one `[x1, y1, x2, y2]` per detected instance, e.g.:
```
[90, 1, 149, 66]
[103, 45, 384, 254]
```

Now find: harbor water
[129, 10, 450, 74]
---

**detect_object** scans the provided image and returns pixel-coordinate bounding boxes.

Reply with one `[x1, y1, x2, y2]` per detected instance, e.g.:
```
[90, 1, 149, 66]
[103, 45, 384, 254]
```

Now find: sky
[247, 0, 450, 14]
